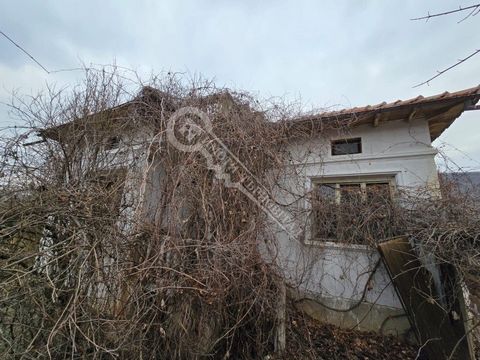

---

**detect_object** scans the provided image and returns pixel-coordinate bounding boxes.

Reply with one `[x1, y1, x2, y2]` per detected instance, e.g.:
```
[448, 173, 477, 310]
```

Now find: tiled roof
[291, 85, 480, 141]
[301, 85, 480, 118]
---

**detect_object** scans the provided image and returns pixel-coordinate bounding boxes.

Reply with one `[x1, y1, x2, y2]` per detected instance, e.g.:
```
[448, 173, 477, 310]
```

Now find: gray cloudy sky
[0, 0, 479, 169]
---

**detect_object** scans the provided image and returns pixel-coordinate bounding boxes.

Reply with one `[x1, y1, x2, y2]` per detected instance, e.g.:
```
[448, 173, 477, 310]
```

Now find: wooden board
[378, 236, 473, 360]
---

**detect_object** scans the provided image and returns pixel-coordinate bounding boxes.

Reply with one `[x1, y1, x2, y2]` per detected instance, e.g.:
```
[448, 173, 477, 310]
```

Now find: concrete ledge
[292, 291, 413, 340]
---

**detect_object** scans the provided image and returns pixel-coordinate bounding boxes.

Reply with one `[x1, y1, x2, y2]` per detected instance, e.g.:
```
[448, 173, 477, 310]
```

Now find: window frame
[87, 168, 127, 217]
[309, 175, 396, 245]
[331, 137, 362, 156]
[104, 135, 122, 150]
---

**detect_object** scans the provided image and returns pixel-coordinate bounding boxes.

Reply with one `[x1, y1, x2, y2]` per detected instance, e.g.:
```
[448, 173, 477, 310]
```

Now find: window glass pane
[365, 182, 395, 242]
[317, 183, 336, 200]
[338, 184, 363, 243]
[331, 138, 362, 155]
[339, 184, 362, 204]
[313, 183, 337, 240]
[366, 183, 391, 202]
[314, 207, 337, 240]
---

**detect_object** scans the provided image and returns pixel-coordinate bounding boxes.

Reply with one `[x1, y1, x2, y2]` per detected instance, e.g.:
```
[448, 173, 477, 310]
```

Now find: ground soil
[277, 308, 419, 360]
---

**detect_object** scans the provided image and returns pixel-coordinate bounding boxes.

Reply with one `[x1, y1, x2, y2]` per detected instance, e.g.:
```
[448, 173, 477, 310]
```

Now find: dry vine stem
[0, 67, 479, 359]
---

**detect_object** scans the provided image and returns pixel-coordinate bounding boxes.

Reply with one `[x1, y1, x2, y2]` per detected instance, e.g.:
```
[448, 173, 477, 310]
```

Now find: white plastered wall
[271, 118, 439, 311]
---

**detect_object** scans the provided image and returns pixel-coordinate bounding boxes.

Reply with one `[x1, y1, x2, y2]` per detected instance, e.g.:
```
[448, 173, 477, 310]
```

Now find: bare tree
[412, 4, 480, 87]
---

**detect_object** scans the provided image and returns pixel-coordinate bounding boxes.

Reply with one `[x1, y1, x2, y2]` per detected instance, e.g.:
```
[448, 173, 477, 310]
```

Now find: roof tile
[296, 85, 480, 120]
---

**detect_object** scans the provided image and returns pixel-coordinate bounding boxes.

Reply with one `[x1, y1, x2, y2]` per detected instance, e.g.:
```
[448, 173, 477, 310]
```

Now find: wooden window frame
[310, 175, 396, 244]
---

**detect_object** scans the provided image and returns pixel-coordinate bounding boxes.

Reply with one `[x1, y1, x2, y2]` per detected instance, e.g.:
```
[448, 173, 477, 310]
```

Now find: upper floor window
[105, 136, 121, 150]
[331, 137, 362, 156]
[311, 176, 397, 245]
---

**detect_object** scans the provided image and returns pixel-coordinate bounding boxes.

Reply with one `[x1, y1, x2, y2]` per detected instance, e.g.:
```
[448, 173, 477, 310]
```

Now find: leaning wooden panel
[378, 236, 473, 360]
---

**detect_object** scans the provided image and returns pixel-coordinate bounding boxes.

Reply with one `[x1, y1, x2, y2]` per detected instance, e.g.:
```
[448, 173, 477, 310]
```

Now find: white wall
[116, 117, 439, 313]
[271, 118, 439, 310]
[287, 118, 439, 187]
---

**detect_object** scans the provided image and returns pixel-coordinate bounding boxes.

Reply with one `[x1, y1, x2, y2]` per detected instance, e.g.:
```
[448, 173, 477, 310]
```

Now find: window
[105, 136, 121, 150]
[88, 169, 126, 217]
[311, 176, 396, 245]
[331, 138, 362, 156]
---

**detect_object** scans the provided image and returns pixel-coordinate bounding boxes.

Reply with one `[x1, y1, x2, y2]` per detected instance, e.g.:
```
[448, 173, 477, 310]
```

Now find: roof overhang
[288, 85, 480, 141]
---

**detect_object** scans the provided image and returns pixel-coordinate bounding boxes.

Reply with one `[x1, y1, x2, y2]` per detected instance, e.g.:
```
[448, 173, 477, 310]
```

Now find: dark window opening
[331, 138, 362, 156]
[88, 169, 126, 218]
[105, 136, 121, 150]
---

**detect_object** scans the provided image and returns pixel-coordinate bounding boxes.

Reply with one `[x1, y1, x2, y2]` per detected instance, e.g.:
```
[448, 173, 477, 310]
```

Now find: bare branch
[413, 49, 480, 88]
[0, 29, 50, 74]
[411, 4, 480, 21]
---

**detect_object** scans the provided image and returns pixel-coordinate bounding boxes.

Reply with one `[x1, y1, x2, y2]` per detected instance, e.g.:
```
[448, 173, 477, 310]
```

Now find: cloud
[0, 0, 478, 168]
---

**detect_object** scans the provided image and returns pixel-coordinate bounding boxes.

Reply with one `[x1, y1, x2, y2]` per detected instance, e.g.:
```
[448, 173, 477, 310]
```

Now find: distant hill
[441, 171, 480, 194]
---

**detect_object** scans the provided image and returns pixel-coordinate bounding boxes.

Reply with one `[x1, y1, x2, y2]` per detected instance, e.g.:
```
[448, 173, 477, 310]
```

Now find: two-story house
[40, 84, 480, 341]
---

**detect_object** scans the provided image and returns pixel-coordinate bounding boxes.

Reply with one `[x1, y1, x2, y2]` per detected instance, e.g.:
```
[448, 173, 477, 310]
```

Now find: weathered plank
[378, 236, 473, 360]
